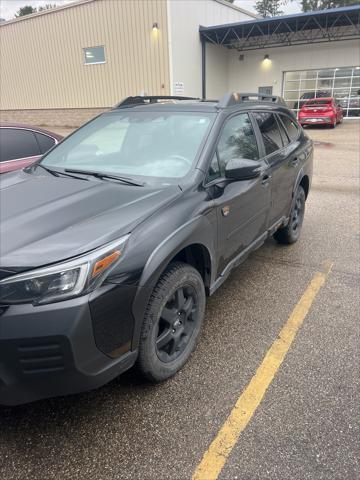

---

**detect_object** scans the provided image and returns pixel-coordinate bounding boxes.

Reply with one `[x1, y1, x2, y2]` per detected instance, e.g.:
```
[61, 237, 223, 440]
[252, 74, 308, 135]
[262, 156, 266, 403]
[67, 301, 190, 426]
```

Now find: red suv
[0, 124, 63, 174]
[298, 98, 343, 128]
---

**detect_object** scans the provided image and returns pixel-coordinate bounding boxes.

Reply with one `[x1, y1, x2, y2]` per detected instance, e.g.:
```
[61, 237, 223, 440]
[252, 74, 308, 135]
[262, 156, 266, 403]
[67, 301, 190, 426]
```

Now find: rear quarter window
[0, 128, 41, 162]
[279, 115, 300, 143]
[35, 133, 56, 154]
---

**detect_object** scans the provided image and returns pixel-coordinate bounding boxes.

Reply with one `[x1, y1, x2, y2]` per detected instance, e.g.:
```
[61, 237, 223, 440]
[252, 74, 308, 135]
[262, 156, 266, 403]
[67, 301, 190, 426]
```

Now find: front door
[207, 113, 271, 276]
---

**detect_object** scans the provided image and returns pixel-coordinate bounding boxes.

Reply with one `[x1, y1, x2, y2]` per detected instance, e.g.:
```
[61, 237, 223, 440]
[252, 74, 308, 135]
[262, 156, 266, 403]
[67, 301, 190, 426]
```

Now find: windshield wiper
[34, 164, 89, 180]
[64, 169, 144, 187]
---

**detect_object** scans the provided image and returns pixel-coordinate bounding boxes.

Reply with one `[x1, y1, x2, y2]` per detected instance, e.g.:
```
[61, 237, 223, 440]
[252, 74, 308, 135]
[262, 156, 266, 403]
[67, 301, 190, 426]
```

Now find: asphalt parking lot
[0, 120, 359, 480]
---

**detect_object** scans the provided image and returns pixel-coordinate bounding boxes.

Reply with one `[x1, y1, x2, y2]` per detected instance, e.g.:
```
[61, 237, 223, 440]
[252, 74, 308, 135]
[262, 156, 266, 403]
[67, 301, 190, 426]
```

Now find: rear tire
[137, 262, 205, 382]
[274, 185, 306, 245]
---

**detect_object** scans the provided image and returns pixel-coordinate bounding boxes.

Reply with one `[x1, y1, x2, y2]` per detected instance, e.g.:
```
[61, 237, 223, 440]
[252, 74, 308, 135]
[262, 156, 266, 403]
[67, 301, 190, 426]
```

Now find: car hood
[0, 170, 181, 270]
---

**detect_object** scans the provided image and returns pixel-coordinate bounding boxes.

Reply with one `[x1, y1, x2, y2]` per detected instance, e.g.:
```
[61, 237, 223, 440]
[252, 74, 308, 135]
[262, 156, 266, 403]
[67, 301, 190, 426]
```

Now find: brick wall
[0, 108, 109, 128]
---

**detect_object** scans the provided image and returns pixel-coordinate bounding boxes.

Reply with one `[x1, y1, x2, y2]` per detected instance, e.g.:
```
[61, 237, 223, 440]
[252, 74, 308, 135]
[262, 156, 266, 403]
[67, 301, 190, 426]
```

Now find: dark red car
[298, 98, 343, 128]
[0, 124, 63, 174]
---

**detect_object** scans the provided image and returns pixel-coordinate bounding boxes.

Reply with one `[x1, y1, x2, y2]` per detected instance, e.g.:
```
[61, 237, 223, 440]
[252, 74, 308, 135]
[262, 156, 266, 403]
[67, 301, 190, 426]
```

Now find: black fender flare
[131, 215, 216, 350]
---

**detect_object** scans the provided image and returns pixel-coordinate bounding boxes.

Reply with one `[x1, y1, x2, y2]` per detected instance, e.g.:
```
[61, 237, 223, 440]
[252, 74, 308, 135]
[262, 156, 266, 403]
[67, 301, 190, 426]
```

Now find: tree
[15, 5, 37, 17]
[38, 4, 57, 11]
[300, 0, 358, 11]
[255, 0, 284, 17]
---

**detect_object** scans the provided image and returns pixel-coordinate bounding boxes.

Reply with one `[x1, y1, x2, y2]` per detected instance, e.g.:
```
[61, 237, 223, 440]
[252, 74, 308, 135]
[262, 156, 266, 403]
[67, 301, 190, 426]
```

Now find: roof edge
[0, 0, 95, 26]
[213, 0, 259, 19]
[199, 4, 360, 31]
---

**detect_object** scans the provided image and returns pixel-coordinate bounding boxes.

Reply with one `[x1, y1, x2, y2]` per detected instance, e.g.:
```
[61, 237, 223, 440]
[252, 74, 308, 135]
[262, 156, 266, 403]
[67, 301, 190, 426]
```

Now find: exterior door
[207, 113, 271, 275]
[252, 112, 298, 226]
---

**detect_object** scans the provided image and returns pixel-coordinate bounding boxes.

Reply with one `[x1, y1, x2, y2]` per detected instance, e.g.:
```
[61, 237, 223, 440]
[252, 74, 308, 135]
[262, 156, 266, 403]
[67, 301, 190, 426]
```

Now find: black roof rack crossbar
[217, 92, 287, 108]
[115, 96, 200, 108]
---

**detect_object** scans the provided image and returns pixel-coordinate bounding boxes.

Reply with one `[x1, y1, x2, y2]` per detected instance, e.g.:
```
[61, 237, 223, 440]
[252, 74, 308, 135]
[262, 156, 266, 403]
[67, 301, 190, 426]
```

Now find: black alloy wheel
[274, 185, 306, 245]
[290, 188, 305, 235]
[137, 262, 205, 382]
[156, 285, 198, 363]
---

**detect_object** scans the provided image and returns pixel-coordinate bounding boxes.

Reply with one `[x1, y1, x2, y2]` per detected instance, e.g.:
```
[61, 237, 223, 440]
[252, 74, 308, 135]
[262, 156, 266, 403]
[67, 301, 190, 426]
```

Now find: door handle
[261, 174, 271, 186]
[289, 157, 299, 167]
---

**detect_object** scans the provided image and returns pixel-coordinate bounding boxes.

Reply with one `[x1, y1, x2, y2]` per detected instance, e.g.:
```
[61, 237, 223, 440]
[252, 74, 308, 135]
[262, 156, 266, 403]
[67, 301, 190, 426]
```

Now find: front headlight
[0, 235, 129, 305]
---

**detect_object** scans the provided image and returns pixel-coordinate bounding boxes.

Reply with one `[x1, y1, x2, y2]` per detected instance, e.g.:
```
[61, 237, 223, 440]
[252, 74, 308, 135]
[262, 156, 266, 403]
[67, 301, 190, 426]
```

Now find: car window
[207, 154, 221, 182]
[35, 133, 56, 154]
[278, 115, 299, 143]
[0, 128, 41, 162]
[253, 112, 284, 155]
[275, 116, 290, 147]
[41, 112, 215, 183]
[216, 113, 259, 176]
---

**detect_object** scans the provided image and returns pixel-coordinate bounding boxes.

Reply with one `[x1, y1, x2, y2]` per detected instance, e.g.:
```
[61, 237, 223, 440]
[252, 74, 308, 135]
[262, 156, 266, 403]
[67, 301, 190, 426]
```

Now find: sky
[0, 0, 302, 21]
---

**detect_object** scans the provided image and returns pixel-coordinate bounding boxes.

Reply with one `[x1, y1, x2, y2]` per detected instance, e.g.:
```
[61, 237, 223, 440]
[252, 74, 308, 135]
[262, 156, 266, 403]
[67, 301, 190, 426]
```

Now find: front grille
[17, 341, 65, 374]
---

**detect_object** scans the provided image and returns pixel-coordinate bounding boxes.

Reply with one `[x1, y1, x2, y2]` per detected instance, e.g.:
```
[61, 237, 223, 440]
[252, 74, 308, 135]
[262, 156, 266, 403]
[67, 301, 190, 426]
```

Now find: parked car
[298, 97, 343, 127]
[337, 94, 360, 116]
[0, 124, 63, 174]
[293, 90, 330, 110]
[0, 93, 313, 406]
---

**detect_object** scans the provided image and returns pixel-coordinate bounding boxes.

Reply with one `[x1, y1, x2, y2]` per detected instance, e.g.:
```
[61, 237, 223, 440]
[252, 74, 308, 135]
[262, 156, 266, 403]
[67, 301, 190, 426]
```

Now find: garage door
[283, 67, 360, 118]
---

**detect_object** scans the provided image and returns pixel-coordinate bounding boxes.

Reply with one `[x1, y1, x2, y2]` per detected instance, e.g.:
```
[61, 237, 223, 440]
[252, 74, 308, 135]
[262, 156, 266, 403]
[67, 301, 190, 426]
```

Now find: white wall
[167, 0, 255, 97]
[227, 40, 360, 96]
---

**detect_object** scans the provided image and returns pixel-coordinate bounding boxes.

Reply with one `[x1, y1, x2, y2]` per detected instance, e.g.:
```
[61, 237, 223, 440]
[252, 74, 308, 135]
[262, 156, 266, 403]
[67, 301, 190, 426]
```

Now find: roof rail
[115, 96, 200, 108]
[217, 92, 287, 108]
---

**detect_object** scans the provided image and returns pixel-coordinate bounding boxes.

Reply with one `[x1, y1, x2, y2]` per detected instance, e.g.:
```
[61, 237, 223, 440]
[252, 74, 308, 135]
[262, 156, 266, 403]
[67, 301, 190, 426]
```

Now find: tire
[274, 185, 306, 245]
[137, 262, 206, 382]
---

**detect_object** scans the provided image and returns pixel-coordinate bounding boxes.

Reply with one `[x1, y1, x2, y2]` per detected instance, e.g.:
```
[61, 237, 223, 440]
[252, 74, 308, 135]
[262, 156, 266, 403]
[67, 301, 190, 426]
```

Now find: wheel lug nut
[172, 329, 176, 333]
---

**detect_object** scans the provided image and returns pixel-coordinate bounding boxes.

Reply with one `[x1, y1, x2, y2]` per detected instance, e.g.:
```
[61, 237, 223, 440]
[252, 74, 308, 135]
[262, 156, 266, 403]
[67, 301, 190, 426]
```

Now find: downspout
[201, 38, 206, 99]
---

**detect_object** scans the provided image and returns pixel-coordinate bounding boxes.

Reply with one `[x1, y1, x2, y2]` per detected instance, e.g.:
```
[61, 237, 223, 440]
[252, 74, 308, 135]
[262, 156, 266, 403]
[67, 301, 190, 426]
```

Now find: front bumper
[0, 289, 138, 406]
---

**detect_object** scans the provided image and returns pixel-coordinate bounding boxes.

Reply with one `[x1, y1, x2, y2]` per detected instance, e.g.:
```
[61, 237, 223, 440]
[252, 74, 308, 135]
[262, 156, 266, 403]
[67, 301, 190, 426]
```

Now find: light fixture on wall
[152, 22, 159, 31]
[264, 54, 270, 60]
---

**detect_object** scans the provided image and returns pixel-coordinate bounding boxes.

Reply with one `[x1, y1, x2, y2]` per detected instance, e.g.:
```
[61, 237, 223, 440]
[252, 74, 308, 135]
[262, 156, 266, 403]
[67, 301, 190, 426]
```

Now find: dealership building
[0, 0, 359, 126]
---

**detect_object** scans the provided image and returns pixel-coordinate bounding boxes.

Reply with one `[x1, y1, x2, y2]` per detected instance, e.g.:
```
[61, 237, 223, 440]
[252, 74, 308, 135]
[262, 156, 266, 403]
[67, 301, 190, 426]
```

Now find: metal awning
[199, 5, 360, 51]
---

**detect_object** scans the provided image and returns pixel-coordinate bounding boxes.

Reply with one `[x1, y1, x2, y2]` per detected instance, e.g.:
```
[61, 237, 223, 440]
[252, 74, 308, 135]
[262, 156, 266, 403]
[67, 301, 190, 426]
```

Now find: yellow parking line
[192, 261, 333, 480]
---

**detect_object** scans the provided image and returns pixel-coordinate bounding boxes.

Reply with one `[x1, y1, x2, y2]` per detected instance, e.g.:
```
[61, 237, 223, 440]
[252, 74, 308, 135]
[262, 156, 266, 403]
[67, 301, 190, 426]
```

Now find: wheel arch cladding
[131, 217, 216, 350]
[139, 216, 216, 291]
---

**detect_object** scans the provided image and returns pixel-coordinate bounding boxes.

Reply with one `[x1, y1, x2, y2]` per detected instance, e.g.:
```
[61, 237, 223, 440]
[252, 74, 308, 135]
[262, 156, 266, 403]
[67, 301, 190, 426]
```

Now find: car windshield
[40, 111, 215, 184]
[306, 100, 331, 105]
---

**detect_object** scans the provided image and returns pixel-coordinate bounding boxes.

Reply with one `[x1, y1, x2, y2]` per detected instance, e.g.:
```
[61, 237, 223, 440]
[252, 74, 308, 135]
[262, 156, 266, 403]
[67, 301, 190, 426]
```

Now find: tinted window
[275, 116, 290, 147]
[307, 99, 332, 105]
[279, 115, 299, 142]
[253, 113, 283, 155]
[207, 154, 220, 182]
[35, 133, 56, 154]
[217, 113, 258, 175]
[0, 128, 40, 162]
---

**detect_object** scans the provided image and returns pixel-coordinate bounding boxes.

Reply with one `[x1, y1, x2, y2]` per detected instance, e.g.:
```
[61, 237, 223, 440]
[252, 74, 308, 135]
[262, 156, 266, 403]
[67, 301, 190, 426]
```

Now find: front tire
[137, 262, 205, 382]
[274, 185, 306, 245]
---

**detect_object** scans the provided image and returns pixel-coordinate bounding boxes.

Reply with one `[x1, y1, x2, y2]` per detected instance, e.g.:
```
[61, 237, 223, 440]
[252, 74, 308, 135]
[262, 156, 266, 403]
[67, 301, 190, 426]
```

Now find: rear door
[206, 112, 271, 275]
[251, 111, 300, 227]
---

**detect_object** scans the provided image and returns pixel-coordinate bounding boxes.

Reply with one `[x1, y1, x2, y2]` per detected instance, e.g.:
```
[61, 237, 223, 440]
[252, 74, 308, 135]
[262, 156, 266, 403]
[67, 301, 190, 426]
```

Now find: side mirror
[225, 158, 262, 181]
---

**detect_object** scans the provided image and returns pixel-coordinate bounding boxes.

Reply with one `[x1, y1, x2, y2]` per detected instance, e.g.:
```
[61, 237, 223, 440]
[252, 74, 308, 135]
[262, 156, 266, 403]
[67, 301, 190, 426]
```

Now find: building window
[83, 46, 105, 65]
[283, 66, 360, 118]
